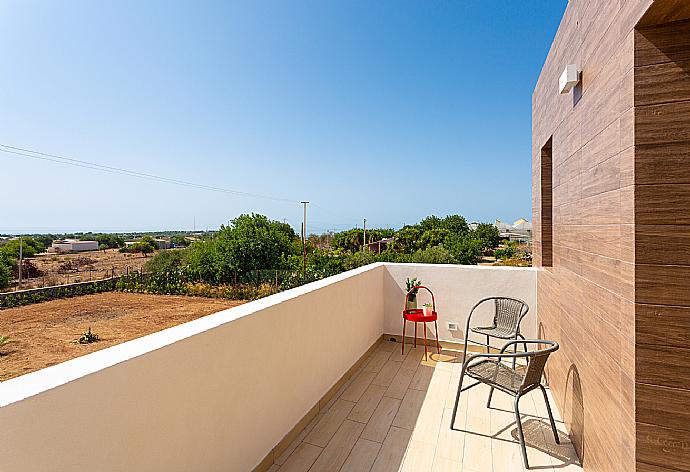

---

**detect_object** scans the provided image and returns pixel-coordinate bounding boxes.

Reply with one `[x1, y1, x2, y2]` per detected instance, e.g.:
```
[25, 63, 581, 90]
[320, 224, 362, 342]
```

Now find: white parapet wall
[0, 262, 536, 471]
[0, 264, 385, 472]
[382, 263, 537, 344]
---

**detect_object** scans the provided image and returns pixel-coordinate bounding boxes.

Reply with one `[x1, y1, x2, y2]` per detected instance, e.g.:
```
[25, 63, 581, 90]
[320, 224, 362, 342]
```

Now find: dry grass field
[0, 292, 244, 381]
[8, 248, 158, 291]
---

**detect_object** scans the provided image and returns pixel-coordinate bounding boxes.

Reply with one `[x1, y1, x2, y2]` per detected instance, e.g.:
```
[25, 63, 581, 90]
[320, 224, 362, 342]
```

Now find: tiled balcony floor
[270, 340, 582, 472]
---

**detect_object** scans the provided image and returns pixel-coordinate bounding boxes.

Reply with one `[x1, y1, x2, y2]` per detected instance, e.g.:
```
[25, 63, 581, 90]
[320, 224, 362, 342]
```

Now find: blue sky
[0, 0, 566, 234]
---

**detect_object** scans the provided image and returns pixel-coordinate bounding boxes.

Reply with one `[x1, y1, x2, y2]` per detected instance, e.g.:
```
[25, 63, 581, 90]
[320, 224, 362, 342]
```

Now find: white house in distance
[495, 218, 532, 243]
[49, 239, 99, 253]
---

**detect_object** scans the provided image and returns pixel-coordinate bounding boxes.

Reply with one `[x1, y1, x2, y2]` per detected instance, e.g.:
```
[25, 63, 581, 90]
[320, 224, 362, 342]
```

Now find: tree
[473, 223, 500, 250]
[441, 215, 469, 235]
[444, 233, 482, 265]
[170, 235, 188, 247]
[418, 228, 450, 250]
[0, 253, 11, 289]
[331, 229, 364, 253]
[0, 238, 44, 260]
[128, 242, 155, 257]
[99, 244, 108, 253]
[419, 215, 443, 232]
[186, 214, 297, 284]
[393, 226, 421, 254]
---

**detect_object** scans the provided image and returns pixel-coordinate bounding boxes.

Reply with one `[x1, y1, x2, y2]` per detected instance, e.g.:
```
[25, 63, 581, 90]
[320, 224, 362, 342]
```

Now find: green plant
[410, 245, 456, 264]
[75, 327, 100, 344]
[405, 277, 421, 299]
[0, 335, 11, 353]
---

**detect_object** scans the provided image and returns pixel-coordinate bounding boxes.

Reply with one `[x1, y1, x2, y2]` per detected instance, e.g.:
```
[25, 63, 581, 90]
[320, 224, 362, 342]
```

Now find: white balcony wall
[0, 262, 536, 471]
[0, 264, 385, 472]
[382, 264, 537, 344]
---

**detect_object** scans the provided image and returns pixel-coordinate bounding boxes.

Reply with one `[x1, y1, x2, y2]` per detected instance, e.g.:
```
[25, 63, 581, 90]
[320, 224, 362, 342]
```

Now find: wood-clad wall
[532, 1, 651, 471]
[634, 15, 690, 472]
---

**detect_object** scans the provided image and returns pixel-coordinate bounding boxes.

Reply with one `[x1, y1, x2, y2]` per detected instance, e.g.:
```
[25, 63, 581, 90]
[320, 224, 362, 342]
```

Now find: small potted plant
[423, 303, 434, 317]
[405, 277, 421, 311]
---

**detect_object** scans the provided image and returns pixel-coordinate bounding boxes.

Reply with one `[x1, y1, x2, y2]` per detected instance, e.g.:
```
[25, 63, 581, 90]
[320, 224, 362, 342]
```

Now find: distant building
[49, 239, 99, 253]
[495, 219, 532, 243]
[153, 238, 172, 250]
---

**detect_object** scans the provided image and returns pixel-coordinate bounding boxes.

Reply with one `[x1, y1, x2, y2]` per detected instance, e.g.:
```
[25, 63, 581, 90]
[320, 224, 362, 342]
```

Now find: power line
[0, 143, 297, 204]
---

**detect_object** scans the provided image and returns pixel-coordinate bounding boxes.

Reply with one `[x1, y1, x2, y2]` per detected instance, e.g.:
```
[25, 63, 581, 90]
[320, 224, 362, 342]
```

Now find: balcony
[0, 263, 581, 471]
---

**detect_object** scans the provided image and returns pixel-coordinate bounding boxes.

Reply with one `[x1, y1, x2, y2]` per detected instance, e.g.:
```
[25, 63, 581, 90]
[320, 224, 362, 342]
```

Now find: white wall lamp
[559, 64, 581, 94]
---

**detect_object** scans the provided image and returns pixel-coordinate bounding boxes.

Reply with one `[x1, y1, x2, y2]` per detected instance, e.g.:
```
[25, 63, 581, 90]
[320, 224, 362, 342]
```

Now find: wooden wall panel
[634, 11, 690, 472]
[532, 1, 646, 470]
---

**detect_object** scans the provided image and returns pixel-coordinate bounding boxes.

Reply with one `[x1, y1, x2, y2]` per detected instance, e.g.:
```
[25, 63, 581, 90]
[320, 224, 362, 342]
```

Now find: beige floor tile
[340, 371, 377, 402]
[309, 420, 365, 472]
[436, 408, 465, 463]
[392, 388, 427, 430]
[462, 412, 493, 472]
[425, 369, 452, 407]
[361, 396, 402, 443]
[269, 345, 581, 472]
[340, 438, 381, 472]
[431, 456, 461, 472]
[364, 350, 394, 373]
[279, 442, 322, 472]
[372, 359, 403, 387]
[370, 426, 413, 472]
[410, 398, 444, 446]
[304, 399, 355, 447]
[349, 384, 387, 423]
[385, 367, 417, 400]
[400, 439, 436, 472]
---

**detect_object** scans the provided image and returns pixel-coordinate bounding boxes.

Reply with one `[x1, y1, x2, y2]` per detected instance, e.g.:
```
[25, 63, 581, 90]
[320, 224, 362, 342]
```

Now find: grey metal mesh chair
[451, 340, 560, 470]
[462, 297, 529, 369]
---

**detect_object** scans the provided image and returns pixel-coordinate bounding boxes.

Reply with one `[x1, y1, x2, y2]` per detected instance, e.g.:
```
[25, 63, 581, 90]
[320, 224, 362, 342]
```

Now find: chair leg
[451, 364, 468, 430]
[540, 385, 560, 444]
[402, 319, 406, 355]
[423, 322, 428, 361]
[486, 387, 494, 408]
[414, 323, 417, 348]
[486, 334, 490, 353]
[434, 320, 441, 354]
[514, 394, 530, 469]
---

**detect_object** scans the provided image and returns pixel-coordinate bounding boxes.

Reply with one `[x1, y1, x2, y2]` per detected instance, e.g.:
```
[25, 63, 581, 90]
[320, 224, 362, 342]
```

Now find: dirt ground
[0, 292, 244, 381]
[8, 248, 157, 291]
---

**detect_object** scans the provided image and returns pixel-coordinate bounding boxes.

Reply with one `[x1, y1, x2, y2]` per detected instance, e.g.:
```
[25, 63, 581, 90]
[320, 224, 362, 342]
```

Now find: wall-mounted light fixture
[559, 64, 581, 94]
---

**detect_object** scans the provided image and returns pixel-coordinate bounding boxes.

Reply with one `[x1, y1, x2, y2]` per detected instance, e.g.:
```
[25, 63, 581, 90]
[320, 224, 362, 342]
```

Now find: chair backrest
[492, 297, 529, 334]
[519, 340, 559, 391]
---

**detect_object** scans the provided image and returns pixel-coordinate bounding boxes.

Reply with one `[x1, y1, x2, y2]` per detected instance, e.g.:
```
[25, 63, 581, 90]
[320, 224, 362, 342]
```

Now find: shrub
[75, 327, 100, 344]
[0, 335, 10, 353]
[342, 251, 378, 271]
[410, 245, 456, 264]
[145, 249, 189, 274]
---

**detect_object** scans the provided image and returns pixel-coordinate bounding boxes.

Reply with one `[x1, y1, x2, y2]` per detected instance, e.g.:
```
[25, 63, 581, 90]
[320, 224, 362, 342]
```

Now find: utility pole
[363, 218, 367, 252]
[18, 236, 23, 289]
[301, 201, 309, 272]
